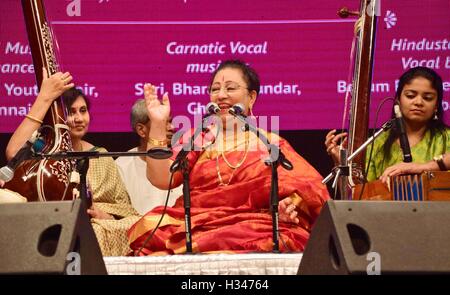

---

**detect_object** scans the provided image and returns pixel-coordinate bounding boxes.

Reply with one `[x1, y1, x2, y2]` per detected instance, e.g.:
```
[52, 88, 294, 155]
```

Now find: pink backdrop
[0, 0, 449, 132]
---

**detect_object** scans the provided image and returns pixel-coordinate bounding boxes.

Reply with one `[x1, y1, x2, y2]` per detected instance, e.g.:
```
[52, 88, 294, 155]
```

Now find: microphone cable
[135, 171, 176, 256]
[357, 96, 395, 200]
[134, 119, 221, 256]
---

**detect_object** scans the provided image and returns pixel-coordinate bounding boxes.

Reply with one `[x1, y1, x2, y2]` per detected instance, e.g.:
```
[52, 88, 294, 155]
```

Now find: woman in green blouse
[325, 66, 449, 183]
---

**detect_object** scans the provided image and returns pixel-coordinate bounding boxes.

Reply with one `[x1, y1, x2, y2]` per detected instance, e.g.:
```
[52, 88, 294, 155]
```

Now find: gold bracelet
[148, 137, 168, 147]
[25, 114, 43, 124]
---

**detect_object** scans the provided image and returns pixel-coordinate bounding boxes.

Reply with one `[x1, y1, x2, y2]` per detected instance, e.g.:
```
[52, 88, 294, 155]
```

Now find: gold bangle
[25, 114, 43, 124]
[148, 137, 168, 147]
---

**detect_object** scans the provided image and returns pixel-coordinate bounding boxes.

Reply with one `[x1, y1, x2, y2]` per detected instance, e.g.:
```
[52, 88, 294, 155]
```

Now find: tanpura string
[339, 26, 358, 144]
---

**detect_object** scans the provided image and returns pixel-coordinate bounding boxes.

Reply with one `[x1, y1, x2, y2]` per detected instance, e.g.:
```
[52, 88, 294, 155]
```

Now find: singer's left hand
[380, 162, 435, 183]
[279, 197, 299, 224]
[87, 204, 114, 220]
[0, 180, 4, 188]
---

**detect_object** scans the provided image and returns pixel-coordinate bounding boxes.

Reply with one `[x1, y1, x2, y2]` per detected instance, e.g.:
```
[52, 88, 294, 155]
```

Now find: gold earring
[434, 111, 438, 120]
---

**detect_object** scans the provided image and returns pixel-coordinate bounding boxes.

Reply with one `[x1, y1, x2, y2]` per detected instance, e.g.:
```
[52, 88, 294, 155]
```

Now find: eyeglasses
[208, 83, 248, 96]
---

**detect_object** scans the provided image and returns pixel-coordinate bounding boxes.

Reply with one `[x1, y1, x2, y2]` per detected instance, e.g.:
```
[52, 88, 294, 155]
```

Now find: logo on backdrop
[384, 10, 397, 29]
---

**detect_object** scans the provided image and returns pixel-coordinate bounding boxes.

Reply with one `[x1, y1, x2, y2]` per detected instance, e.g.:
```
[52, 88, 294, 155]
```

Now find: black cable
[357, 96, 394, 200]
[278, 232, 293, 253]
[134, 124, 221, 256]
[135, 170, 175, 256]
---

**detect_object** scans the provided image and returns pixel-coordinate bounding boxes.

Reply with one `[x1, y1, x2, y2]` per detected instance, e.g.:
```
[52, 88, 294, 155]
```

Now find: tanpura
[4, 0, 76, 202]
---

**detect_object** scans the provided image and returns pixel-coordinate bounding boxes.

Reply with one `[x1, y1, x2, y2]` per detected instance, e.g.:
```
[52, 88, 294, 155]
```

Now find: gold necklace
[216, 155, 236, 186]
[215, 132, 250, 186]
[220, 132, 249, 169]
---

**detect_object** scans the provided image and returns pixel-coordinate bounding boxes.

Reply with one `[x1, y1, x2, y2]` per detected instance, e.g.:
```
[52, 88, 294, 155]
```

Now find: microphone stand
[76, 157, 92, 209]
[169, 115, 215, 254]
[322, 119, 394, 198]
[32, 148, 172, 210]
[228, 111, 293, 253]
[170, 145, 193, 254]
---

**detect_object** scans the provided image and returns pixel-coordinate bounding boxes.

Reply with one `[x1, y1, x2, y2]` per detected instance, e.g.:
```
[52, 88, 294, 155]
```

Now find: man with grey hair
[115, 99, 181, 215]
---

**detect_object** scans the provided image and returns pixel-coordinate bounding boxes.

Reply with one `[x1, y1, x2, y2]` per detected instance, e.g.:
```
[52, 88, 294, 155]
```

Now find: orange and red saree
[128, 131, 329, 255]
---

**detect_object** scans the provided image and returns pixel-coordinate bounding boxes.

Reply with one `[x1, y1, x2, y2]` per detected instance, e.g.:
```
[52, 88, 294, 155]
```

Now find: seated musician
[128, 60, 330, 255]
[325, 66, 449, 183]
[115, 98, 183, 215]
[4, 69, 141, 256]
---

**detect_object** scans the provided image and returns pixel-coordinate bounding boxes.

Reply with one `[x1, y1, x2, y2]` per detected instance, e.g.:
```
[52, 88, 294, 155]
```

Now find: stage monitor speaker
[298, 200, 450, 275]
[0, 199, 107, 275]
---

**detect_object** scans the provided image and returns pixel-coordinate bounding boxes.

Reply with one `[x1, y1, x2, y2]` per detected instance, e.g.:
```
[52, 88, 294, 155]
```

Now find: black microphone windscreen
[393, 105, 413, 162]
[205, 102, 220, 116]
[229, 103, 245, 116]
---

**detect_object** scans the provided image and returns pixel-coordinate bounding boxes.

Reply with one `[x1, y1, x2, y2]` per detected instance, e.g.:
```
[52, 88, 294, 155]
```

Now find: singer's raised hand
[144, 83, 170, 125]
[324, 129, 348, 164]
[37, 67, 74, 103]
[142, 83, 177, 190]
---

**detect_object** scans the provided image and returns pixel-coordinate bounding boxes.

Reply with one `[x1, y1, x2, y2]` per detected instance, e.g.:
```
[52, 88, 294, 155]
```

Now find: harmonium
[353, 171, 450, 201]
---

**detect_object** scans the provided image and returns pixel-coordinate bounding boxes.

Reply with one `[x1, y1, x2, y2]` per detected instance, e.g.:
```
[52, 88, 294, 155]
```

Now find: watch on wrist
[433, 154, 447, 171]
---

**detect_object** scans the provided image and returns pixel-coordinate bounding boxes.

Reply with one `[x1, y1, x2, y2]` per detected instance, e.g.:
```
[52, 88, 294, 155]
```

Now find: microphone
[170, 103, 220, 173]
[146, 148, 173, 159]
[205, 102, 220, 117]
[227, 104, 292, 253]
[229, 103, 246, 117]
[0, 131, 43, 182]
[169, 103, 223, 253]
[394, 105, 413, 162]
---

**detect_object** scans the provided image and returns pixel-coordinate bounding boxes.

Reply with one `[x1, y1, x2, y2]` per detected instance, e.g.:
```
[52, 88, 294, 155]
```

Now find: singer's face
[209, 68, 256, 121]
[67, 96, 90, 140]
[399, 77, 438, 126]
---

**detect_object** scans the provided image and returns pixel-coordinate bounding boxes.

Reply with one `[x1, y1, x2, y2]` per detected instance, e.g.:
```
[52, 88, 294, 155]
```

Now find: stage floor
[104, 253, 303, 275]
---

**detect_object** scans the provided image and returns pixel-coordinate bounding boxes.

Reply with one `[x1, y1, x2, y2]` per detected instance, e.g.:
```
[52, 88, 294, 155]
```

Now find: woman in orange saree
[128, 60, 330, 255]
